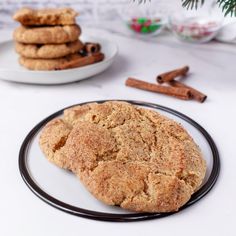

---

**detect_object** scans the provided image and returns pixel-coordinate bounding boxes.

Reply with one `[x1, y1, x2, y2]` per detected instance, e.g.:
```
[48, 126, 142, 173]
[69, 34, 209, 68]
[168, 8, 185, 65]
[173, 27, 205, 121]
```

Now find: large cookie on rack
[13, 7, 78, 26]
[13, 25, 81, 44]
[15, 40, 84, 59]
[39, 101, 206, 213]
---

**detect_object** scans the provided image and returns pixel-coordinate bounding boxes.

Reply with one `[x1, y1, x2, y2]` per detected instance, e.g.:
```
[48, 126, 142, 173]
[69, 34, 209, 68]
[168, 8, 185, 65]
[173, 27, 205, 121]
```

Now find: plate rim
[18, 100, 220, 222]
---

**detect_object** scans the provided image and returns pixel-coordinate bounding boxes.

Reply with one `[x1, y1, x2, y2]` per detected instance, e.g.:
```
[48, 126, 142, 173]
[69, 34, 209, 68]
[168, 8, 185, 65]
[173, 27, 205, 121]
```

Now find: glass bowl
[120, 4, 166, 37]
[126, 17, 165, 36]
[169, 14, 222, 43]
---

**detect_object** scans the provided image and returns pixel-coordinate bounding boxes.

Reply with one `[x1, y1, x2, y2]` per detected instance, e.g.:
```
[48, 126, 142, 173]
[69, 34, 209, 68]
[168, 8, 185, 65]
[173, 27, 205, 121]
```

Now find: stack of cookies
[13, 8, 104, 71]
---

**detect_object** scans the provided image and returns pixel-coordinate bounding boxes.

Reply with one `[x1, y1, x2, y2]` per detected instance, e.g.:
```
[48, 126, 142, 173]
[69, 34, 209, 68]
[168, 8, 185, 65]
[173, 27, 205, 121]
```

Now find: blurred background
[0, 0, 235, 43]
[0, 0, 221, 27]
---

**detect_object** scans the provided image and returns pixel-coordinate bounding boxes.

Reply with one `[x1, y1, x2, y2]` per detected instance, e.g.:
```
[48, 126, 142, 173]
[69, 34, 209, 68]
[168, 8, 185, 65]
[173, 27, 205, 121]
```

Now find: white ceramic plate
[0, 36, 118, 84]
[19, 100, 220, 222]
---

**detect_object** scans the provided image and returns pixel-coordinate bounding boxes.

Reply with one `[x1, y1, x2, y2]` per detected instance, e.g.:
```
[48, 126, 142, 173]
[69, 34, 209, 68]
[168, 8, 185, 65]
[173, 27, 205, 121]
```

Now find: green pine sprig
[182, 0, 236, 16]
[217, 0, 236, 16]
[182, 0, 205, 10]
[133, 0, 236, 16]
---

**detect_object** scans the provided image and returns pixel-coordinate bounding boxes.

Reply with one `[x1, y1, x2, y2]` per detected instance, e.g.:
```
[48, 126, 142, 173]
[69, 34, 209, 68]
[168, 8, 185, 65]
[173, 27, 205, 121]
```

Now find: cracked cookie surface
[39, 101, 206, 212]
[13, 7, 78, 26]
[13, 25, 81, 44]
[19, 53, 82, 70]
[15, 40, 84, 59]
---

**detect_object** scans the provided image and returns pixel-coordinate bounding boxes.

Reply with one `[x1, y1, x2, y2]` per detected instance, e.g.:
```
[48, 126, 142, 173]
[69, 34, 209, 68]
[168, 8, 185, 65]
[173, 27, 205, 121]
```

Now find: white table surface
[0, 26, 236, 236]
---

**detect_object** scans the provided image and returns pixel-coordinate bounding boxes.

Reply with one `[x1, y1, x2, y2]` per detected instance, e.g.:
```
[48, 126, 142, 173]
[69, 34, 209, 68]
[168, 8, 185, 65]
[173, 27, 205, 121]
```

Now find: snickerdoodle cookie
[13, 25, 81, 44]
[39, 101, 206, 213]
[15, 40, 84, 59]
[19, 53, 82, 70]
[13, 7, 78, 26]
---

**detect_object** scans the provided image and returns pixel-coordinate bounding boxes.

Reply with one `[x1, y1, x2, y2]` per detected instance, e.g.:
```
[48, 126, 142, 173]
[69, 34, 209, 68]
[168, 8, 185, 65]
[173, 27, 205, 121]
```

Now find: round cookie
[39, 101, 206, 213]
[13, 7, 78, 26]
[19, 53, 82, 70]
[13, 25, 81, 44]
[15, 40, 84, 59]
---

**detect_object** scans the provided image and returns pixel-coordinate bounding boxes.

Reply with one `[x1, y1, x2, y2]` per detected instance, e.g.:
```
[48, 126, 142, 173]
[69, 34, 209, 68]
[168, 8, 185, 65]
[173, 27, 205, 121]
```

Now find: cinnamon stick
[168, 80, 207, 103]
[157, 66, 189, 83]
[84, 42, 101, 54]
[126, 78, 192, 100]
[56, 52, 104, 70]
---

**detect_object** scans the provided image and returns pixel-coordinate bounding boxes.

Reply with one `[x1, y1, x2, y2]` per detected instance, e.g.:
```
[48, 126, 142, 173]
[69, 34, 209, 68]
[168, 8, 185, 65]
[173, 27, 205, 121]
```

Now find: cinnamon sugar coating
[39, 101, 206, 212]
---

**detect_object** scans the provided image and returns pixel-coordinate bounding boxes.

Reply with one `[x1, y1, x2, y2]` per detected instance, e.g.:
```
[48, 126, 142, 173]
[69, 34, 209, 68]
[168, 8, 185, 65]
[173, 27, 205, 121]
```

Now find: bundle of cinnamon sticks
[125, 66, 207, 103]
